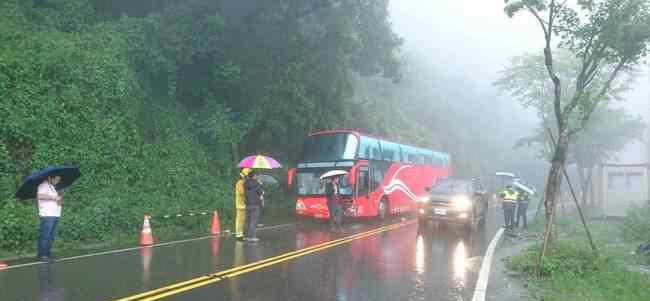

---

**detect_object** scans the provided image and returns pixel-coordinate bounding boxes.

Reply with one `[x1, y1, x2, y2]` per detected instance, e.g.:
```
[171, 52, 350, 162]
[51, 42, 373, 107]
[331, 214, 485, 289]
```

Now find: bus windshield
[296, 170, 353, 196]
[301, 133, 359, 162]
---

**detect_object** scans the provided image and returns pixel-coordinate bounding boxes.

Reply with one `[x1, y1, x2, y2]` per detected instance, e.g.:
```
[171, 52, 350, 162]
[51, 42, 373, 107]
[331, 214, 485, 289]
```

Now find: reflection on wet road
[0, 208, 503, 301]
[181, 219, 493, 301]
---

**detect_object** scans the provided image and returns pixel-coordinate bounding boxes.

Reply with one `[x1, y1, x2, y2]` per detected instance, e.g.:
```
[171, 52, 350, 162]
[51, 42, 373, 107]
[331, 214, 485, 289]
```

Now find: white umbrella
[495, 172, 516, 177]
[320, 170, 348, 180]
[513, 180, 535, 195]
[257, 175, 279, 185]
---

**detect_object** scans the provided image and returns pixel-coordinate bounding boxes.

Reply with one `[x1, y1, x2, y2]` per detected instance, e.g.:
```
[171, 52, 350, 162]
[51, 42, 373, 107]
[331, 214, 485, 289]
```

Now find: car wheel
[378, 197, 389, 220]
[464, 211, 474, 231]
[477, 208, 486, 226]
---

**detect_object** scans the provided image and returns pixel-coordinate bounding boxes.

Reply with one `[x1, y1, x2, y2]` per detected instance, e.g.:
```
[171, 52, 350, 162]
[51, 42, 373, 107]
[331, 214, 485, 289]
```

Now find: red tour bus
[288, 129, 452, 219]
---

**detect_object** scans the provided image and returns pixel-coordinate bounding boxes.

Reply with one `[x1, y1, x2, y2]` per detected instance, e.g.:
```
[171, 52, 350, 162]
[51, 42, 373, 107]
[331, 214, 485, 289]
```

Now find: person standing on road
[499, 185, 518, 230]
[325, 176, 343, 233]
[515, 188, 530, 229]
[244, 170, 264, 242]
[234, 168, 251, 241]
[37, 175, 63, 262]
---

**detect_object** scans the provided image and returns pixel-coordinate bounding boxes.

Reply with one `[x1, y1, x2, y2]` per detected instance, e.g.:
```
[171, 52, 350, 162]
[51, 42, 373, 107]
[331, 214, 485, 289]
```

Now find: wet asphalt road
[0, 206, 504, 301]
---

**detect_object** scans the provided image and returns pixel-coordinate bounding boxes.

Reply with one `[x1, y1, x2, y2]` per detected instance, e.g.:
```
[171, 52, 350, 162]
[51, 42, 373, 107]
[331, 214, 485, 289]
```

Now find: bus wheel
[378, 197, 389, 220]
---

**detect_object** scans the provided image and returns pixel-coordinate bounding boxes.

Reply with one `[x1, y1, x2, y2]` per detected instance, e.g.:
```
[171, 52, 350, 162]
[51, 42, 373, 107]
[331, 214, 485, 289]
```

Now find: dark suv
[417, 178, 488, 229]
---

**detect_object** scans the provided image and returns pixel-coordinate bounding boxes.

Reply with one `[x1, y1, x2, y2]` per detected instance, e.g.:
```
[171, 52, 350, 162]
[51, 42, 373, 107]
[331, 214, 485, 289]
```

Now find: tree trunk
[544, 132, 569, 219]
[542, 127, 569, 244]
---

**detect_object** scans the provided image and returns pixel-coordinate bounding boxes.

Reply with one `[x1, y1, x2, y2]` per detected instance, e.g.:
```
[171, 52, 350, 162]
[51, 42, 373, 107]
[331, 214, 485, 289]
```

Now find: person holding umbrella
[237, 155, 282, 243]
[36, 175, 63, 262]
[322, 170, 347, 233]
[16, 165, 81, 263]
[243, 170, 264, 242]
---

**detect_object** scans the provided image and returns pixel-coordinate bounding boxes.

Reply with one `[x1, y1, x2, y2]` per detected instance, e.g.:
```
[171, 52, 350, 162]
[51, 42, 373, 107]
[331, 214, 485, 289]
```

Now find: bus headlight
[417, 196, 431, 203]
[451, 196, 472, 211]
[296, 199, 306, 210]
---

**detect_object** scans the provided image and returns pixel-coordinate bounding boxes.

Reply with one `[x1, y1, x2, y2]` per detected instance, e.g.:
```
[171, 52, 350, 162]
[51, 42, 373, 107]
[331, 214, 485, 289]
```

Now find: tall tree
[503, 0, 650, 246]
[496, 51, 644, 206]
[516, 108, 645, 206]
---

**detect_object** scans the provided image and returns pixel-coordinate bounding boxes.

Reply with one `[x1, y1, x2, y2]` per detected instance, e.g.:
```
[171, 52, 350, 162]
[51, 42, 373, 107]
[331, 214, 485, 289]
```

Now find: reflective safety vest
[501, 190, 518, 204]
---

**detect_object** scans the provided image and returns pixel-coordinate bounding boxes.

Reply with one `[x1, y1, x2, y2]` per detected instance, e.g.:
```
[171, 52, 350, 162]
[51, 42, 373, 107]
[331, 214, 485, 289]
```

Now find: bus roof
[308, 129, 448, 155]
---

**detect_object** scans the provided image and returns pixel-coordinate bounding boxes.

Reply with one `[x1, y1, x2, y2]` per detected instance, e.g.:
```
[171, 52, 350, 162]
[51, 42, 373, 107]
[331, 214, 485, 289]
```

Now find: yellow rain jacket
[235, 178, 246, 210]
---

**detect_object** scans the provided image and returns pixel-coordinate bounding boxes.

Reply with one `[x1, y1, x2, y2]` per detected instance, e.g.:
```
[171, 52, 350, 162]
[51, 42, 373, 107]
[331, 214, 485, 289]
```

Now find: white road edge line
[471, 204, 538, 301]
[4, 222, 298, 270]
[471, 227, 505, 301]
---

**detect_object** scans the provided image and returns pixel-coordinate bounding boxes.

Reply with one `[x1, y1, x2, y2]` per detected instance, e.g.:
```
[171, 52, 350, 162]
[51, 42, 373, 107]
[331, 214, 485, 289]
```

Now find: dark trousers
[38, 217, 59, 258]
[515, 202, 529, 228]
[502, 202, 516, 230]
[327, 201, 342, 229]
[244, 206, 260, 239]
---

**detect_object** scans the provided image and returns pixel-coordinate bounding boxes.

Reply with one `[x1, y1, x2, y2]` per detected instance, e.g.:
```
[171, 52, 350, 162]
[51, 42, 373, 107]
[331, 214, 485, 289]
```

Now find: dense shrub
[622, 205, 650, 243]
[507, 241, 609, 278]
[0, 3, 240, 252]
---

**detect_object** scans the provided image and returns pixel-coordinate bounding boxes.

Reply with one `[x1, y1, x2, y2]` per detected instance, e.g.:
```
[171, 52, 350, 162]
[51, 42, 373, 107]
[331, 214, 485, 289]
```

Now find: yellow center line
[113, 223, 395, 301]
[111, 221, 412, 301]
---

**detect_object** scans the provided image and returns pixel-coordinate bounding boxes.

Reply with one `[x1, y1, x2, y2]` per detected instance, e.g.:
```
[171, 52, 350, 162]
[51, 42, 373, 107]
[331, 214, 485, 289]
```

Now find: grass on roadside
[507, 240, 650, 301]
[505, 208, 650, 301]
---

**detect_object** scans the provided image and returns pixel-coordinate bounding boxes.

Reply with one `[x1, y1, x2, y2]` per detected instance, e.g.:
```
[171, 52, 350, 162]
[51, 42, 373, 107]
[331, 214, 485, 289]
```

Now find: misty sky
[389, 0, 650, 163]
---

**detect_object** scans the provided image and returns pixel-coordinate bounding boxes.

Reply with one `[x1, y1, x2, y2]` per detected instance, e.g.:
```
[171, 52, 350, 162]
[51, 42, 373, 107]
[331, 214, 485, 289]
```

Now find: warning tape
[150, 211, 211, 220]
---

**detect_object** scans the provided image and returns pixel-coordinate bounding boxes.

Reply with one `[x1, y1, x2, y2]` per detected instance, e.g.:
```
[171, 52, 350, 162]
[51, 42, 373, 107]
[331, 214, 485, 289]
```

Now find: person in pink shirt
[36, 175, 63, 262]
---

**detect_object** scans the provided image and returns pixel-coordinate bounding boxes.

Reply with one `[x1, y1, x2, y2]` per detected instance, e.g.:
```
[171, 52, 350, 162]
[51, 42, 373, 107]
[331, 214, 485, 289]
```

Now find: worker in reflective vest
[499, 185, 519, 230]
[235, 168, 252, 241]
[515, 188, 530, 229]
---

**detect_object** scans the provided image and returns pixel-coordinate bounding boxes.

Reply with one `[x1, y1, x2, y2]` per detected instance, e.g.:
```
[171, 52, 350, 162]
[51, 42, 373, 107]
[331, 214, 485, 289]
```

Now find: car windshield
[295, 170, 352, 196]
[301, 133, 359, 162]
[431, 179, 470, 194]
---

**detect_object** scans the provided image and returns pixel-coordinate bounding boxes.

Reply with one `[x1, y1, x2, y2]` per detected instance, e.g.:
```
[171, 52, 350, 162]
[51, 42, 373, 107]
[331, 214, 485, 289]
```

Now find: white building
[596, 66, 650, 217]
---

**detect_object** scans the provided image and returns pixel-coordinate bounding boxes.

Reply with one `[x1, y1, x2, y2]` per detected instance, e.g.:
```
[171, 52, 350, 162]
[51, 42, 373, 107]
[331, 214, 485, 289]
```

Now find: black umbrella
[15, 165, 81, 200]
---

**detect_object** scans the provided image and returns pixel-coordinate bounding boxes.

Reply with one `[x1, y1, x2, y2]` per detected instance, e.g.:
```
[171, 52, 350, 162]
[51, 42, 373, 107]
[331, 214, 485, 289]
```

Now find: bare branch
[548, 0, 557, 37]
[576, 34, 601, 91]
[566, 43, 607, 115]
[527, 6, 550, 39]
[579, 59, 628, 129]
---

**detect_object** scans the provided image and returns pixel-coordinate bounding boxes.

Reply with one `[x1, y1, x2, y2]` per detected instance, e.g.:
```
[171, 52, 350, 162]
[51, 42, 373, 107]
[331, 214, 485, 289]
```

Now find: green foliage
[508, 239, 650, 301]
[540, 265, 650, 301]
[0, 201, 38, 250]
[622, 205, 650, 242]
[507, 241, 607, 277]
[0, 0, 405, 253]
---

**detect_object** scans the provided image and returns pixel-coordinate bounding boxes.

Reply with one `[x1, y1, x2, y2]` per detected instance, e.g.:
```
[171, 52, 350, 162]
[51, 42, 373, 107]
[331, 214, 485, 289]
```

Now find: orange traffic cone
[0, 260, 7, 270]
[140, 214, 154, 246]
[211, 210, 221, 235]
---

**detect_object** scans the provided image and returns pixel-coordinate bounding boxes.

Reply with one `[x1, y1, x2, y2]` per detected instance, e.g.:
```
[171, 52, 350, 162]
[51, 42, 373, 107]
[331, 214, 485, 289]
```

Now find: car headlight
[451, 195, 472, 211]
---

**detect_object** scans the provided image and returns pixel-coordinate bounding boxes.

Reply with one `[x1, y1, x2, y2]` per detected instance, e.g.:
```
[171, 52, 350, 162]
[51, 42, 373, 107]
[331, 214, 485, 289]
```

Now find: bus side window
[357, 168, 369, 196]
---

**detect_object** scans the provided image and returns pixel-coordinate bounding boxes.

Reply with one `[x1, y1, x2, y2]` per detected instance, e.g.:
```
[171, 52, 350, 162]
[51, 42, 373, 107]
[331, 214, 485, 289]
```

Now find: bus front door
[354, 166, 371, 217]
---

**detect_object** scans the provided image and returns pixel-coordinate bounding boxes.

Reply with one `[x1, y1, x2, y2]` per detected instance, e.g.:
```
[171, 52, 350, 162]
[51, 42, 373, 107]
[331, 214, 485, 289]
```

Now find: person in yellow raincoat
[235, 168, 252, 241]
